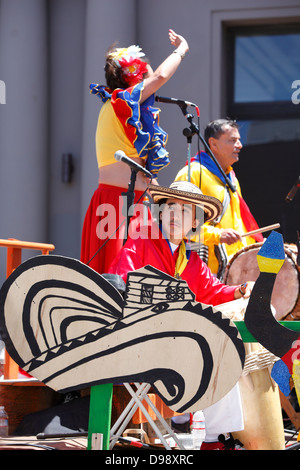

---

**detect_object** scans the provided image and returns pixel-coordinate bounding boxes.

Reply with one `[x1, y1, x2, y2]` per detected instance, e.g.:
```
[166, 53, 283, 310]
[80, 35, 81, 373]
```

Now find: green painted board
[87, 383, 113, 450]
[87, 321, 300, 450]
[234, 321, 300, 342]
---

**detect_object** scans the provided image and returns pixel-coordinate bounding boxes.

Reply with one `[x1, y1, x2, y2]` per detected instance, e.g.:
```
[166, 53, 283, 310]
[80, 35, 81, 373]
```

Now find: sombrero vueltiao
[148, 181, 222, 223]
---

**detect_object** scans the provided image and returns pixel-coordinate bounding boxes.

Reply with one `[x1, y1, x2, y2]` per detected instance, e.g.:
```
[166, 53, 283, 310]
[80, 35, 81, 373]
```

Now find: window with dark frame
[226, 24, 300, 147]
[224, 23, 300, 245]
[226, 24, 300, 117]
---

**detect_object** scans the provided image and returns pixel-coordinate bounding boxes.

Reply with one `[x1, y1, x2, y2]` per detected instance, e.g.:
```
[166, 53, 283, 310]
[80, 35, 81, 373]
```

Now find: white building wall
[0, 0, 299, 284]
[0, 0, 48, 244]
[80, 0, 138, 226]
[134, 0, 300, 186]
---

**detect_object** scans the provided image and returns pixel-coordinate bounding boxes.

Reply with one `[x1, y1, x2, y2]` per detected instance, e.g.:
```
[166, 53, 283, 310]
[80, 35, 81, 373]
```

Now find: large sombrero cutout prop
[0, 255, 244, 413]
[148, 181, 223, 223]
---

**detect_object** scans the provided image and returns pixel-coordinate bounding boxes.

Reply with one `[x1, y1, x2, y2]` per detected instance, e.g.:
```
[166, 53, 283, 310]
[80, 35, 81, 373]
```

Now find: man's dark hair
[204, 118, 239, 144]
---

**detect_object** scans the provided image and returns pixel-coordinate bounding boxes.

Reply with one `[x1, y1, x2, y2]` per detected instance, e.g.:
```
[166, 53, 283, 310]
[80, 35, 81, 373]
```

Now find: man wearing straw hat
[175, 119, 263, 279]
[109, 180, 253, 450]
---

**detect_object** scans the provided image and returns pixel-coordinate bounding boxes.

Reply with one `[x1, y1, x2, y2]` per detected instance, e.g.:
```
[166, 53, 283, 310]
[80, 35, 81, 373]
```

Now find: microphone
[155, 96, 200, 117]
[155, 95, 196, 107]
[114, 150, 152, 178]
[285, 176, 300, 203]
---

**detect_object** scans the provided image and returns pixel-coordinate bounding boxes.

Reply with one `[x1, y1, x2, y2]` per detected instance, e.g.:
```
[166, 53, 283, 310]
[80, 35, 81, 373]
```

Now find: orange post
[6, 245, 22, 278]
[0, 238, 55, 380]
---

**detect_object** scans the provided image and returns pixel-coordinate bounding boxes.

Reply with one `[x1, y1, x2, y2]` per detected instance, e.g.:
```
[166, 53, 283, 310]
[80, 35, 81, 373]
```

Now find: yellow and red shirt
[175, 152, 262, 275]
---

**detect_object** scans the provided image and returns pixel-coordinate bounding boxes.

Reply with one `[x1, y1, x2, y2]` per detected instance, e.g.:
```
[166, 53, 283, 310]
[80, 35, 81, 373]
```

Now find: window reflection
[234, 34, 300, 103]
[238, 119, 300, 145]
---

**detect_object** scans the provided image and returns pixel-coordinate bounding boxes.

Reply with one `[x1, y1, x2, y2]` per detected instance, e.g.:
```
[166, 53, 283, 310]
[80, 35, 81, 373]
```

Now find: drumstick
[241, 223, 280, 238]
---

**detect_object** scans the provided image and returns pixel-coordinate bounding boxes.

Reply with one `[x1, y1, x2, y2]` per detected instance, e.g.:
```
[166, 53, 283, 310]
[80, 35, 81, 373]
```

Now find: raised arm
[141, 29, 189, 103]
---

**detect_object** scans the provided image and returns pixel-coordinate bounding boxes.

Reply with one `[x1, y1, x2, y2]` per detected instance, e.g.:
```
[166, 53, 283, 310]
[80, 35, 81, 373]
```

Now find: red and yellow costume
[175, 151, 263, 276]
[80, 81, 169, 274]
[108, 225, 237, 307]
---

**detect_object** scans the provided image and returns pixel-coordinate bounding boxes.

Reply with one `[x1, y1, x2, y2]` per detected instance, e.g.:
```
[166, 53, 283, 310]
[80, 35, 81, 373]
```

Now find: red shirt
[109, 225, 237, 307]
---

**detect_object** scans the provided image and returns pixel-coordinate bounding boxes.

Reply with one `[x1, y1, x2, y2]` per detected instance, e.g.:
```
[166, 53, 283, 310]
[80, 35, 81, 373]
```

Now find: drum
[224, 243, 300, 320]
[218, 298, 286, 450]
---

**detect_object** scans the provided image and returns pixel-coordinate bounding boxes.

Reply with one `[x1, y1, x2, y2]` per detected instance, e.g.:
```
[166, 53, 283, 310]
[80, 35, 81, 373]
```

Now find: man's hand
[220, 228, 242, 245]
[234, 281, 255, 300]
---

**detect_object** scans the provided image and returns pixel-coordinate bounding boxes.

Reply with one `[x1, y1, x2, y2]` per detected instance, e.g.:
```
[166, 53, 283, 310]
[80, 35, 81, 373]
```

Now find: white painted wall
[0, 0, 299, 285]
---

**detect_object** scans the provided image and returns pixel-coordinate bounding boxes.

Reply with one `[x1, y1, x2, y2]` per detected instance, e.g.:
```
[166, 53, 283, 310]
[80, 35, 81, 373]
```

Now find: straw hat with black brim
[148, 181, 222, 224]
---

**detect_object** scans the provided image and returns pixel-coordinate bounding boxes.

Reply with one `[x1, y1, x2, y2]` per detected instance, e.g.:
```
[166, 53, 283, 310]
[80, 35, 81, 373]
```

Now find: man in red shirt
[109, 181, 252, 450]
[109, 181, 250, 306]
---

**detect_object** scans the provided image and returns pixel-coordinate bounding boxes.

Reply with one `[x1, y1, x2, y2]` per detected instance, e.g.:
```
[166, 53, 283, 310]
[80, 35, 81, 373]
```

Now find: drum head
[224, 244, 299, 320]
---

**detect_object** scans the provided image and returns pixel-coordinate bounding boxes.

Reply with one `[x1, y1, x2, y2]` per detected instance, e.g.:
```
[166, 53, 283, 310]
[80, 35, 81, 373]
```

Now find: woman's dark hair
[104, 48, 129, 90]
[104, 43, 150, 90]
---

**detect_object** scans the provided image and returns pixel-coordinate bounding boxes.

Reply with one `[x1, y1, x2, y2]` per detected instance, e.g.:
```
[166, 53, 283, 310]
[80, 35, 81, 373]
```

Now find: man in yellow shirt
[175, 119, 263, 278]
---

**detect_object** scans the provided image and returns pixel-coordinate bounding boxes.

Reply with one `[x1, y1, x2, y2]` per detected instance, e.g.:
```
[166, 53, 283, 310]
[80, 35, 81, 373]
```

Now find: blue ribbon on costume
[89, 83, 169, 177]
[190, 151, 233, 186]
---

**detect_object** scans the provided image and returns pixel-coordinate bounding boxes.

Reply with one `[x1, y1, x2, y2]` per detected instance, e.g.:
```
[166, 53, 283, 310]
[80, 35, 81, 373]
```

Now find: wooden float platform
[0, 435, 87, 450]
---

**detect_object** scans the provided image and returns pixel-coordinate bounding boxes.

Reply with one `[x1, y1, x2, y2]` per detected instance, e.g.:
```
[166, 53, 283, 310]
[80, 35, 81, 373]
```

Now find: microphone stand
[87, 168, 141, 265]
[181, 104, 194, 183]
[183, 126, 196, 183]
[179, 106, 236, 193]
[121, 169, 138, 245]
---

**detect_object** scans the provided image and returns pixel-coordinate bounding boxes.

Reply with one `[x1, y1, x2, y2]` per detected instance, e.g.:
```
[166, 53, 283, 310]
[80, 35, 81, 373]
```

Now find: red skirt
[80, 184, 151, 274]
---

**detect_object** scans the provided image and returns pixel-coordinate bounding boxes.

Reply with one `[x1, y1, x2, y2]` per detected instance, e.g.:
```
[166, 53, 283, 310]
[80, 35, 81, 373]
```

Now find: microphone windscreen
[114, 150, 126, 162]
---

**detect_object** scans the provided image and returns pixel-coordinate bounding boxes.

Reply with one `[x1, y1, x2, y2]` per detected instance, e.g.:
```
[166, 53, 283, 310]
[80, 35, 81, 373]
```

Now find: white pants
[203, 383, 244, 435]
